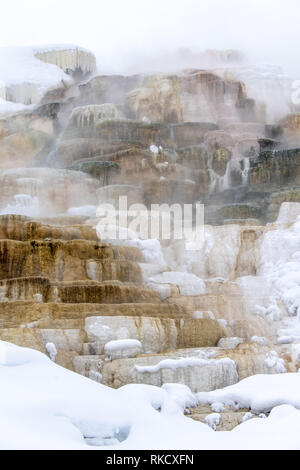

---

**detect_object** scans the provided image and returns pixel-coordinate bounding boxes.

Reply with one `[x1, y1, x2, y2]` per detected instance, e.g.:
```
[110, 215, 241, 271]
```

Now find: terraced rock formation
[1, 46, 300, 404]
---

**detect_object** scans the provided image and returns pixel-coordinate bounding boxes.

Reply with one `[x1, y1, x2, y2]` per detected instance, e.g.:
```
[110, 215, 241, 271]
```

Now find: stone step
[167, 293, 277, 339]
[100, 348, 238, 391]
[83, 316, 225, 355]
[73, 355, 104, 381]
[0, 277, 161, 304]
[60, 121, 218, 152]
[0, 237, 143, 261]
[0, 327, 87, 352]
[0, 214, 99, 241]
[99, 344, 288, 389]
[0, 240, 142, 282]
[0, 301, 189, 327]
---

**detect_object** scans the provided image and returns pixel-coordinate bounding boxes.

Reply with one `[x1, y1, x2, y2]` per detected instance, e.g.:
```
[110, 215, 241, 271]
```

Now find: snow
[197, 372, 300, 414]
[104, 339, 142, 352]
[0, 97, 33, 115]
[0, 45, 95, 114]
[45, 343, 57, 362]
[136, 239, 166, 265]
[0, 341, 204, 449]
[257, 215, 300, 341]
[134, 357, 235, 374]
[254, 299, 283, 321]
[148, 271, 206, 296]
[264, 351, 286, 373]
[149, 145, 159, 154]
[96, 228, 167, 266]
[104, 339, 142, 360]
[0, 46, 71, 105]
[161, 383, 198, 412]
[211, 402, 225, 413]
[276, 202, 300, 224]
[242, 412, 254, 422]
[2, 341, 300, 449]
[205, 413, 220, 431]
[147, 282, 172, 300]
[251, 336, 269, 346]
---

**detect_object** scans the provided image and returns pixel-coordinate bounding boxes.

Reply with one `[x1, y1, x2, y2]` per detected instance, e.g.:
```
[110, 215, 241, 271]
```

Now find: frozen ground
[1, 341, 300, 450]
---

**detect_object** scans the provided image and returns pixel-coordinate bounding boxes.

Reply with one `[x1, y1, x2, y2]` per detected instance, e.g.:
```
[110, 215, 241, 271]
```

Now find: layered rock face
[1, 46, 300, 396]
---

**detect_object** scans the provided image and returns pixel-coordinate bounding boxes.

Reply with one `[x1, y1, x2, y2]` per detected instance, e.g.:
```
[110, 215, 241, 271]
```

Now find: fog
[0, 0, 299, 76]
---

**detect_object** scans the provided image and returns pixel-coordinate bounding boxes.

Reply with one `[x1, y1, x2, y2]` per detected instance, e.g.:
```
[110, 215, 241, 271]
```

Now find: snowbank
[258, 215, 300, 341]
[1, 341, 300, 449]
[197, 372, 300, 413]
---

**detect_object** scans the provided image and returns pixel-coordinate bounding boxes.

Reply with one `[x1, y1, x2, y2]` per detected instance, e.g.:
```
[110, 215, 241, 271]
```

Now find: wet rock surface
[1, 48, 300, 395]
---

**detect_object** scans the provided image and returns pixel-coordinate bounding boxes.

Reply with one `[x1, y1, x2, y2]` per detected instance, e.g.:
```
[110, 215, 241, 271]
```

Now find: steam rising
[0, 0, 300, 77]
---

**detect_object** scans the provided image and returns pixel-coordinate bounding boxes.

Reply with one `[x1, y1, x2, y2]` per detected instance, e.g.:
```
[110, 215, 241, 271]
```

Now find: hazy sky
[0, 0, 299, 75]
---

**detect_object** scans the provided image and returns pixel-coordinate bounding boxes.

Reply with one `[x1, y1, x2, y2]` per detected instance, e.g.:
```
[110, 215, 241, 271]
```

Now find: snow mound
[197, 372, 300, 414]
[2, 341, 300, 449]
[104, 339, 142, 361]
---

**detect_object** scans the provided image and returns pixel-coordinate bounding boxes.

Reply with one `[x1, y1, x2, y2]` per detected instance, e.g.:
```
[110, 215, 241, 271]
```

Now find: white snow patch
[134, 357, 235, 374]
[45, 343, 57, 362]
[149, 145, 159, 154]
[264, 351, 286, 373]
[211, 402, 225, 413]
[205, 413, 220, 431]
[251, 336, 269, 346]
[3, 341, 300, 449]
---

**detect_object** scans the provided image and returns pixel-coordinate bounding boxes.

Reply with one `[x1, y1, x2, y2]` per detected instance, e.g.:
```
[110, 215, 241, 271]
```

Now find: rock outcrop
[1, 46, 300, 394]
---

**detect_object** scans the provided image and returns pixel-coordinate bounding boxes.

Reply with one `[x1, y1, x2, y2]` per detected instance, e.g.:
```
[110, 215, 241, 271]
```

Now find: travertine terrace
[1, 45, 300, 400]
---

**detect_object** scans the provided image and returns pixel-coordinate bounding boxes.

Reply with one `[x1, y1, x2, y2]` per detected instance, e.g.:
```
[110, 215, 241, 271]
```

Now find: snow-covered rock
[205, 413, 221, 431]
[102, 353, 238, 392]
[104, 339, 142, 361]
[0, 45, 95, 112]
[2, 341, 300, 449]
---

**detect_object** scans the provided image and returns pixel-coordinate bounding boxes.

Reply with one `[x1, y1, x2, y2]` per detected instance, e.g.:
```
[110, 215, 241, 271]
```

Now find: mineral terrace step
[0, 301, 189, 327]
[0, 277, 161, 303]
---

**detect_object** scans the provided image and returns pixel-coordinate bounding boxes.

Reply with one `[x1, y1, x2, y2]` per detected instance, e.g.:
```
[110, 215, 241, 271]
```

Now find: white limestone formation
[101, 352, 239, 392]
[69, 104, 123, 128]
[217, 337, 244, 349]
[34, 45, 96, 75]
[85, 316, 178, 354]
[0, 45, 96, 110]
